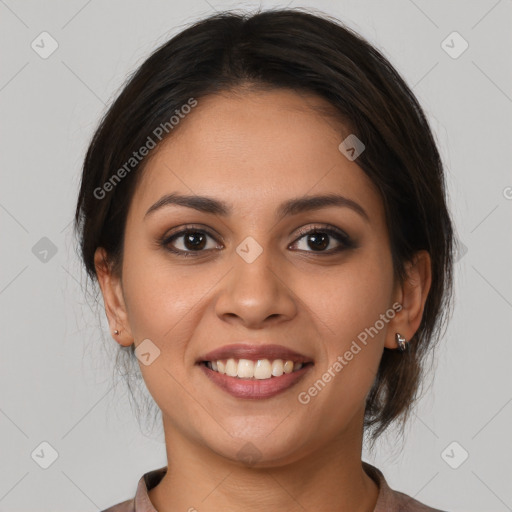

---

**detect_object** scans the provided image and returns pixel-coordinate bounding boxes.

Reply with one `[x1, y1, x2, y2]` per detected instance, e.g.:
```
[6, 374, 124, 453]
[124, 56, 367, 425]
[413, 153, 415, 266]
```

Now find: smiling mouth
[200, 358, 313, 380]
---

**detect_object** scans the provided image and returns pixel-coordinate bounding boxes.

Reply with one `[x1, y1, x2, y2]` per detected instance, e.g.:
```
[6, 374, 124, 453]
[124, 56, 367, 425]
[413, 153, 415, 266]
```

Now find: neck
[148, 418, 379, 512]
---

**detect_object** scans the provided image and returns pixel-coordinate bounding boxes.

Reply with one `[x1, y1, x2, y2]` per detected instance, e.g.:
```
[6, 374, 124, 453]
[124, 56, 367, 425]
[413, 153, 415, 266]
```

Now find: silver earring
[396, 333, 407, 352]
[114, 329, 120, 335]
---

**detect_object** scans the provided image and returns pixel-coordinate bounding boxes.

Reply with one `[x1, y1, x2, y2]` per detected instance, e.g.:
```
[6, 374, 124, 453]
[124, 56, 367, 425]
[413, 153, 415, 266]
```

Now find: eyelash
[160, 224, 354, 258]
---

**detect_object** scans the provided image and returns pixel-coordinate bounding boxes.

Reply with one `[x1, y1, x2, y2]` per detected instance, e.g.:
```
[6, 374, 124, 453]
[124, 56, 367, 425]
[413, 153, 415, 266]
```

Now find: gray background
[1, 0, 511, 511]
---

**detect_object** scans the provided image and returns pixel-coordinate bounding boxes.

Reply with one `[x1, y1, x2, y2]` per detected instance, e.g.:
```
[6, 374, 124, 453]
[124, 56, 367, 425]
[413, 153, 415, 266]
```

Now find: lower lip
[198, 363, 313, 399]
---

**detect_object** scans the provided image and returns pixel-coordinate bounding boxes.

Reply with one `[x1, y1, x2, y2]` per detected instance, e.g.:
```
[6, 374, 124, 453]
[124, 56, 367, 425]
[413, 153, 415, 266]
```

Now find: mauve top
[101, 462, 447, 512]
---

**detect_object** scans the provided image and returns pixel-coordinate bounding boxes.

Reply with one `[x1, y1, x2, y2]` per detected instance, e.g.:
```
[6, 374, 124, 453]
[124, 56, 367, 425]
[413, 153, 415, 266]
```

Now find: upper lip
[197, 343, 314, 363]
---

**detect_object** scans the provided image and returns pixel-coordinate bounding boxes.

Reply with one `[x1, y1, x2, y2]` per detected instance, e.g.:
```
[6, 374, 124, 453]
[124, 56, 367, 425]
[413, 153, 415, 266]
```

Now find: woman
[75, 8, 454, 511]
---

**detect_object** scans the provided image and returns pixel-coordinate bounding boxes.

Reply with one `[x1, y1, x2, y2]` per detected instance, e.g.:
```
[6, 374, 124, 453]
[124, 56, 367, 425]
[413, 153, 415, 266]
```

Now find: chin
[201, 424, 311, 468]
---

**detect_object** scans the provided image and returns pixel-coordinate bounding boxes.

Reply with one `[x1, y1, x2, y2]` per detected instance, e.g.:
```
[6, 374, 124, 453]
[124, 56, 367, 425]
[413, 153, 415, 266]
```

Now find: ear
[94, 247, 133, 347]
[384, 250, 432, 350]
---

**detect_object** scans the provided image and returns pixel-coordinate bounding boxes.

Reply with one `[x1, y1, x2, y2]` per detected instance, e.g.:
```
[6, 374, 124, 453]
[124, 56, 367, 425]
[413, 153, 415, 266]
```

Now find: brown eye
[162, 228, 220, 256]
[304, 232, 329, 251]
[290, 226, 354, 253]
[181, 231, 208, 250]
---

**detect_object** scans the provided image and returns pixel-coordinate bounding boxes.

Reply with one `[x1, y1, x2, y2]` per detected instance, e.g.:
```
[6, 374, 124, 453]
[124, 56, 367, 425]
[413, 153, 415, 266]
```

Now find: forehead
[129, 89, 384, 225]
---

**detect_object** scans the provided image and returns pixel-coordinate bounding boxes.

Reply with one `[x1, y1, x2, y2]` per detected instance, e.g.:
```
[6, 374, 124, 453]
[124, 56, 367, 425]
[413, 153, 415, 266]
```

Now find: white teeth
[225, 358, 238, 377]
[206, 358, 305, 379]
[271, 359, 284, 377]
[254, 359, 272, 379]
[283, 360, 294, 374]
[237, 359, 254, 378]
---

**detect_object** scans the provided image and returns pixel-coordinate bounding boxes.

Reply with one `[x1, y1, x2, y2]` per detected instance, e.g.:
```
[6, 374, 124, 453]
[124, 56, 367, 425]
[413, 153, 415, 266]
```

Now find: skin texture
[95, 89, 431, 512]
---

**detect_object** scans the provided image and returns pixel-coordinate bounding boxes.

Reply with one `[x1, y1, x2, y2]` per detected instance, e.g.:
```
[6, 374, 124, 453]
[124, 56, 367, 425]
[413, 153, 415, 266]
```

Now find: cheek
[295, 250, 393, 412]
[296, 269, 390, 434]
[120, 240, 199, 339]
[303, 250, 394, 343]
[120, 245, 210, 430]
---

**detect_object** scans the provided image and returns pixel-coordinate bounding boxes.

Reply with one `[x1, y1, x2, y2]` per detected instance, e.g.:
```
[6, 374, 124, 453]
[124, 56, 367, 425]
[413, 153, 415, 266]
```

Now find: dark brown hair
[74, 7, 455, 450]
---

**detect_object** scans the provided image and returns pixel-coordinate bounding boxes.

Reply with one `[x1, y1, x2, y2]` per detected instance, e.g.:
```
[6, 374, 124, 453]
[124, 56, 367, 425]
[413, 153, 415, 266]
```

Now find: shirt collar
[132, 462, 402, 511]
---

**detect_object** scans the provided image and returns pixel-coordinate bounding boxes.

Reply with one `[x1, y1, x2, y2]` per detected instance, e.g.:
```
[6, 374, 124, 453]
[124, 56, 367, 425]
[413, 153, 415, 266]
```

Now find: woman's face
[97, 89, 414, 465]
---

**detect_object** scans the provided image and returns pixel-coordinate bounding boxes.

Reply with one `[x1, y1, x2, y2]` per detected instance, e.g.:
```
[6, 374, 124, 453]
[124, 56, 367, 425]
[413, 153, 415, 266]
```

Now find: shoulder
[363, 462, 449, 512]
[99, 466, 166, 512]
[392, 489, 449, 512]
[100, 498, 135, 512]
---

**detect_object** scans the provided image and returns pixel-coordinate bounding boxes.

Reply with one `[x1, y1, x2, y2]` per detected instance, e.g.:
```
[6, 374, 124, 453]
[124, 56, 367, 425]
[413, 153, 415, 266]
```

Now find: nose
[214, 246, 298, 329]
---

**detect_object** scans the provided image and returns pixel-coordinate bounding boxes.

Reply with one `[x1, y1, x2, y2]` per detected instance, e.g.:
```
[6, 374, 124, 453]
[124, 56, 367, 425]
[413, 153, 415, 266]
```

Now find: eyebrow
[144, 192, 370, 223]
